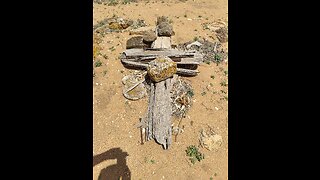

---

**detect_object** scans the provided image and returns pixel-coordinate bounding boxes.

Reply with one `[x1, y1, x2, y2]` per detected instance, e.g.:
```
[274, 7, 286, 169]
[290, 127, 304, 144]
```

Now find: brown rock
[147, 56, 177, 82]
[126, 36, 149, 49]
[215, 27, 228, 43]
[143, 31, 157, 43]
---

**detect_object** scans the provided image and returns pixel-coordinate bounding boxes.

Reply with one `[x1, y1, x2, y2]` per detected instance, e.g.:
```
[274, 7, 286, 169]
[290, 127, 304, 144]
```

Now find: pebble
[215, 107, 219, 110]
[129, 135, 132, 138]
[96, 83, 99, 85]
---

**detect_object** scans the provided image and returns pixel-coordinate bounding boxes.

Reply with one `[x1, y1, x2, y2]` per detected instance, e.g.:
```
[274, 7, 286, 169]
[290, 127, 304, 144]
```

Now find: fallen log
[121, 59, 199, 76]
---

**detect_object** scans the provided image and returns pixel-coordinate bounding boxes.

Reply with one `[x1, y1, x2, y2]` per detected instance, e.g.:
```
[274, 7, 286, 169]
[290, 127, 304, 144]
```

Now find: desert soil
[93, 0, 228, 179]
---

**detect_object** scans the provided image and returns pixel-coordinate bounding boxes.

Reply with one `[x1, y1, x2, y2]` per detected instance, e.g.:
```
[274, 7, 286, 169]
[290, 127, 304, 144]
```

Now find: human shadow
[93, 148, 131, 180]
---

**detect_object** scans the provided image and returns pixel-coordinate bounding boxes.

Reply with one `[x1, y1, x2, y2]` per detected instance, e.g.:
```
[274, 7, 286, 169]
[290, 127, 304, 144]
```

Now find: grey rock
[126, 36, 150, 49]
[143, 31, 157, 43]
[157, 22, 175, 37]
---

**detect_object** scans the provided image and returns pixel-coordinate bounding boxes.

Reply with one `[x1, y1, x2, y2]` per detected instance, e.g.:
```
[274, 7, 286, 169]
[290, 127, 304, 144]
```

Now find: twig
[124, 79, 146, 94]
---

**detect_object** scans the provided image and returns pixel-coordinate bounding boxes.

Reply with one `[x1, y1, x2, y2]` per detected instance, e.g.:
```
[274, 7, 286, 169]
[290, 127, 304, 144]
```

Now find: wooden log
[124, 49, 196, 58]
[176, 68, 199, 76]
[152, 79, 173, 149]
[122, 57, 200, 64]
[121, 59, 199, 76]
[147, 82, 155, 141]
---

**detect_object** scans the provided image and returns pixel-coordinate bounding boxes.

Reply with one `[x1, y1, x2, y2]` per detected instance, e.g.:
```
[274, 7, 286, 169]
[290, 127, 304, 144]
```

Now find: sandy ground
[93, 0, 228, 179]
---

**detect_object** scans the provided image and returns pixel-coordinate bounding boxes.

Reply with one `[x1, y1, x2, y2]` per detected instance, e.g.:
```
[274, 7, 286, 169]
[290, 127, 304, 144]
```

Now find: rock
[200, 130, 223, 151]
[126, 36, 149, 49]
[109, 22, 122, 30]
[157, 22, 175, 37]
[215, 27, 228, 43]
[157, 16, 169, 25]
[129, 26, 155, 35]
[147, 56, 177, 82]
[143, 31, 157, 43]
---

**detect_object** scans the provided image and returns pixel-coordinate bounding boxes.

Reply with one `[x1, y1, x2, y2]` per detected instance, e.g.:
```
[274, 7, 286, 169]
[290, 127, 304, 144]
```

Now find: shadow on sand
[93, 148, 131, 180]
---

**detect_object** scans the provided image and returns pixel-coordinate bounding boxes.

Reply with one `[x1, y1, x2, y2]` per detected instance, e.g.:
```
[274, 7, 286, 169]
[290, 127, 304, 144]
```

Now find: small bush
[186, 145, 204, 164]
[95, 60, 102, 67]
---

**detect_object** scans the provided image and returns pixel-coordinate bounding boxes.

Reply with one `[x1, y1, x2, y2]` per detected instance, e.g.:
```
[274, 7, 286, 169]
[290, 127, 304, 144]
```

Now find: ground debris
[171, 77, 194, 118]
[199, 126, 223, 151]
[93, 17, 146, 35]
[177, 38, 227, 64]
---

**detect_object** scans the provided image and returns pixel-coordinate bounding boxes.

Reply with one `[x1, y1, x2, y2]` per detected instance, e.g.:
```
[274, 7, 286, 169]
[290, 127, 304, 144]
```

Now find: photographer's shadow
[93, 148, 131, 180]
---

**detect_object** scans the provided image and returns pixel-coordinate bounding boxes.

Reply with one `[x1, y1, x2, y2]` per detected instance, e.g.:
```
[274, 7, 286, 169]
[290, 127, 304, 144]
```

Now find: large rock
[147, 56, 177, 82]
[143, 31, 157, 43]
[126, 36, 149, 49]
[157, 22, 175, 37]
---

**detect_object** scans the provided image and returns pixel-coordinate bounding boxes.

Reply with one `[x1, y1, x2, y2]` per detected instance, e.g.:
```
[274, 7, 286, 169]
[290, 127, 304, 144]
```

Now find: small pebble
[96, 83, 99, 85]
[215, 107, 219, 110]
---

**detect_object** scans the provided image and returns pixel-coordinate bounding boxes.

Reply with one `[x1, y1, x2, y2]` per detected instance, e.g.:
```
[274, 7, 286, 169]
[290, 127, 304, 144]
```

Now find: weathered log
[123, 49, 196, 58]
[121, 59, 199, 76]
[147, 82, 155, 141]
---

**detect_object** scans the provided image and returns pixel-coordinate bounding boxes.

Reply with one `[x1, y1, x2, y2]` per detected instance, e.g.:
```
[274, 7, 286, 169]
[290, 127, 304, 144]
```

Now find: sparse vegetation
[220, 90, 227, 94]
[122, 0, 137, 5]
[95, 60, 103, 67]
[103, 54, 108, 59]
[201, 91, 206, 96]
[108, 0, 119, 6]
[109, 46, 116, 51]
[220, 81, 227, 87]
[186, 145, 204, 164]
[103, 70, 108, 76]
[193, 36, 199, 41]
[187, 89, 194, 97]
[214, 53, 222, 62]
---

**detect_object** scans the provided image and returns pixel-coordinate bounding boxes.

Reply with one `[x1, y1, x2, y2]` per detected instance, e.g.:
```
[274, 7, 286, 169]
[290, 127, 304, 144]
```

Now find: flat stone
[143, 31, 157, 43]
[129, 26, 155, 35]
[126, 36, 149, 49]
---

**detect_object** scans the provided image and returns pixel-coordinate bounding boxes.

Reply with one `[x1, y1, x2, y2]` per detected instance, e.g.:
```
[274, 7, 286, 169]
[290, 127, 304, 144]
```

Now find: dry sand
[93, 0, 228, 179]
